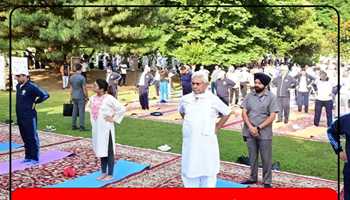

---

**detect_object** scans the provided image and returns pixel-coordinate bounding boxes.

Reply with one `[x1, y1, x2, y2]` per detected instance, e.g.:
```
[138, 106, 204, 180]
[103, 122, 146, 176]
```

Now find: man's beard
[255, 86, 265, 93]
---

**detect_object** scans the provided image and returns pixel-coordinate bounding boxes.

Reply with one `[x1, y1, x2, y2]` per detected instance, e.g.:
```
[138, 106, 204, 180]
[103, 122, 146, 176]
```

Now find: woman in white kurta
[178, 72, 231, 188]
[87, 79, 126, 181]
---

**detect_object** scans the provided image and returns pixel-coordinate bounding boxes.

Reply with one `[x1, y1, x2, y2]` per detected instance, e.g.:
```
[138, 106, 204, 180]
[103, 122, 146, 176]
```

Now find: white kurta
[87, 94, 126, 157]
[178, 91, 231, 178]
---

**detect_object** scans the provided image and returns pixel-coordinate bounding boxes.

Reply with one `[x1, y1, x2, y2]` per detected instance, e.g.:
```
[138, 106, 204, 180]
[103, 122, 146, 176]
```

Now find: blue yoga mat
[0, 142, 23, 152]
[48, 160, 149, 188]
[216, 179, 248, 188]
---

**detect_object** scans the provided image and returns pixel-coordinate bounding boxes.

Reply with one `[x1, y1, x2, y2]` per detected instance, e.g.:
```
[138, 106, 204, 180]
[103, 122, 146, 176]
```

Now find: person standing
[106, 68, 121, 99]
[159, 68, 169, 103]
[226, 66, 240, 105]
[215, 71, 235, 106]
[178, 71, 231, 188]
[272, 65, 296, 124]
[313, 71, 335, 127]
[210, 65, 221, 94]
[81, 59, 88, 81]
[180, 65, 192, 96]
[198, 65, 210, 80]
[15, 69, 49, 163]
[136, 66, 154, 110]
[119, 64, 128, 86]
[241, 73, 279, 188]
[153, 67, 160, 97]
[294, 67, 315, 113]
[70, 63, 89, 131]
[86, 79, 126, 181]
[239, 67, 250, 99]
[60, 61, 70, 89]
[327, 113, 350, 200]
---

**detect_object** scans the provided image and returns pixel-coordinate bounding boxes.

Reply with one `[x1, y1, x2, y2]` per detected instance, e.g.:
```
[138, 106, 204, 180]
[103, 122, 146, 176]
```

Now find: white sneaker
[157, 144, 171, 152]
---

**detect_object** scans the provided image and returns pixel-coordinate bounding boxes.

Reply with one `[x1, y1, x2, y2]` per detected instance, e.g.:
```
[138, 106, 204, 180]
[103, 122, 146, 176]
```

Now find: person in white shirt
[226, 66, 240, 105]
[313, 71, 335, 127]
[337, 67, 350, 115]
[178, 71, 231, 188]
[153, 67, 161, 97]
[240, 67, 251, 99]
[86, 79, 126, 181]
[198, 65, 210, 80]
[81, 60, 88, 81]
[119, 64, 128, 86]
[294, 67, 315, 113]
[210, 65, 221, 94]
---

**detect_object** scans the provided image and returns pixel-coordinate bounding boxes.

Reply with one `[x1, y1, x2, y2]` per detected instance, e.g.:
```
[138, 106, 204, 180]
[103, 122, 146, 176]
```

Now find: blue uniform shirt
[327, 113, 350, 158]
[16, 81, 49, 118]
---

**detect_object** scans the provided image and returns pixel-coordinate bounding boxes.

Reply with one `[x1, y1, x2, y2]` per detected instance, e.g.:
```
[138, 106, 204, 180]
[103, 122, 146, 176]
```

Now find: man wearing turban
[240, 72, 279, 188]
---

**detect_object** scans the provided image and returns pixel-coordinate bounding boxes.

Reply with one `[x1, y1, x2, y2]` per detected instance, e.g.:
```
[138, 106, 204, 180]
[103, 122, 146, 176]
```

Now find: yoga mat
[0, 142, 23, 152]
[0, 150, 72, 175]
[217, 179, 248, 188]
[48, 160, 150, 188]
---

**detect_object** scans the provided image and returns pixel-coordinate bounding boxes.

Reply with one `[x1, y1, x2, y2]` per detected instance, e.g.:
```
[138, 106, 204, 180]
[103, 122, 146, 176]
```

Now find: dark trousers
[211, 82, 216, 94]
[229, 88, 239, 104]
[182, 84, 192, 96]
[139, 87, 149, 110]
[314, 100, 333, 127]
[246, 138, 272, 184]
[218, 96, 229, 106]
[100, 132, 115, 176]
[72, 98, 85, 128]
[18, 116, 40, 161]
[277, 97, 290, 123]
[297, 91, 309, 113]
[119, 74, 126, 86]
[240, 84, 248, 98]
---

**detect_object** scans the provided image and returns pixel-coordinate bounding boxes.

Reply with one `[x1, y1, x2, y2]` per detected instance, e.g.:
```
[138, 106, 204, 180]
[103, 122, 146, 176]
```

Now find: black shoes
[241, 180, 273, 188]
[241, 180, 257, 184]
[79, 127, 89, 131]
[72, 126, 89, 131]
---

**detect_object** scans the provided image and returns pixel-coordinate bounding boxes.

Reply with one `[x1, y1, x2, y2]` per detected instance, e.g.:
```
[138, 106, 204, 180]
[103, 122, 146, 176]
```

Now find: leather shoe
[241, 180, 257, 184]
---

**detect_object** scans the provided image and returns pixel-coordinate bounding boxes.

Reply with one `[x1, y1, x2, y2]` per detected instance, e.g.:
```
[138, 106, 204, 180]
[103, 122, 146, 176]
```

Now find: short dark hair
[75, 63, 82, 71]
[95, 79, 108, 92]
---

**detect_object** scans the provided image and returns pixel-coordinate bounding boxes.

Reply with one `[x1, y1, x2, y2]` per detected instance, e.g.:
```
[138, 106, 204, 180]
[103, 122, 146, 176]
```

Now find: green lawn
[0, 90, 341, 181]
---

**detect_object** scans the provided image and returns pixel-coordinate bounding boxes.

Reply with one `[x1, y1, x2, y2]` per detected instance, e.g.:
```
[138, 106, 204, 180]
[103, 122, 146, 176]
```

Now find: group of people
[12, 55, 350, 197]
[15, 63, 127, 181]
[178, 59, 350, 127]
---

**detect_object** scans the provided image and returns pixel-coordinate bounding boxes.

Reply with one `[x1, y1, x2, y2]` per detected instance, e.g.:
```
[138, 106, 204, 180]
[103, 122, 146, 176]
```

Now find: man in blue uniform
[180, 65, 192, 96]
[327, 113, 350, 200]
[15, 69, 49, 164]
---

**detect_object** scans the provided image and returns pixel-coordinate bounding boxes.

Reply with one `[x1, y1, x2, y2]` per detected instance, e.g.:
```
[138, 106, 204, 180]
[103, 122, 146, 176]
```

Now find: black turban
[254, 73, 271, 86]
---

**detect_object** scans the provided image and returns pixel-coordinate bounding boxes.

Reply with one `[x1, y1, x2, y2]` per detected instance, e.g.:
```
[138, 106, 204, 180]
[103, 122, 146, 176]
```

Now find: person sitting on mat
[87, 79, 126, 181]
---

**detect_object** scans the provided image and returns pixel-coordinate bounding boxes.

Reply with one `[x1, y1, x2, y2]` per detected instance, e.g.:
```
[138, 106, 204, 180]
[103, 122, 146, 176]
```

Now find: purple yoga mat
[0, 150, 72, 175]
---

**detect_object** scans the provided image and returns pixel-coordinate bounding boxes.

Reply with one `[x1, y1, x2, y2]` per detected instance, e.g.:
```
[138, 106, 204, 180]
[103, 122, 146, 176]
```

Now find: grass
[0, 90, 341, 181]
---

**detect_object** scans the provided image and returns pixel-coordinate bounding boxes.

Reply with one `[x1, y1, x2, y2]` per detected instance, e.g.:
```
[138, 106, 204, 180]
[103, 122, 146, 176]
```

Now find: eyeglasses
[191, 82, 202, 86]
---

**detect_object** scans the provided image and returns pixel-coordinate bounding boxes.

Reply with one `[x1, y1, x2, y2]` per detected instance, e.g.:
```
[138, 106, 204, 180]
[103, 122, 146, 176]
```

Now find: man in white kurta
[178, 71, 231, 188]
